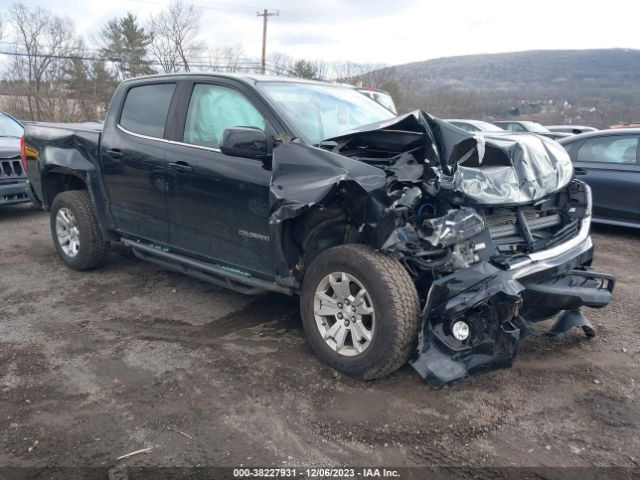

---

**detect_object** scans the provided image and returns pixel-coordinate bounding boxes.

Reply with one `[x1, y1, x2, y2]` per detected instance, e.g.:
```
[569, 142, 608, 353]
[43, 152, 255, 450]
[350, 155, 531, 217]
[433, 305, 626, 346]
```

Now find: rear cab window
[120, 83, 176, 138]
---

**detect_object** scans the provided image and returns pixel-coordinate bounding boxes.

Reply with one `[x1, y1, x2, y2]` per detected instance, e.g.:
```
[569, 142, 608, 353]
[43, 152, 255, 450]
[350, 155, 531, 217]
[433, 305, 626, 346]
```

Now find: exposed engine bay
[269, 111, 614, 386]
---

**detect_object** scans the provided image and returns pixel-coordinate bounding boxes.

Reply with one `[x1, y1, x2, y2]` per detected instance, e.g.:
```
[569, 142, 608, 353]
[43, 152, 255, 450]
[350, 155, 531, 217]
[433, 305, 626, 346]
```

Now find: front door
[163, 81, 277, 276]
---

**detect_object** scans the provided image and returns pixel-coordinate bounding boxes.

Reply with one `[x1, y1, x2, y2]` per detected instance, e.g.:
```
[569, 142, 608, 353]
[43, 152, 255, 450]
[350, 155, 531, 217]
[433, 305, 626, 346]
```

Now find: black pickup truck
[25, 73, 614, 386]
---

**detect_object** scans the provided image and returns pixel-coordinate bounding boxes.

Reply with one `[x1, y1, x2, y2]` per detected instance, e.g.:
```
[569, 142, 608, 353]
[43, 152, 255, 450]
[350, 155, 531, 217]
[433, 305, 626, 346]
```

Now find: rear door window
[576, 135, 638, 164]
[120, 83, 176, 138]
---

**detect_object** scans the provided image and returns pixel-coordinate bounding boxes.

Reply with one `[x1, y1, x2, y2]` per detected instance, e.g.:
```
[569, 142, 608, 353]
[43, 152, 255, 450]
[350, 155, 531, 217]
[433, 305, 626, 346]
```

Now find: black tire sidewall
[301, 248, 404, 378]
[50, 191, 99, 270]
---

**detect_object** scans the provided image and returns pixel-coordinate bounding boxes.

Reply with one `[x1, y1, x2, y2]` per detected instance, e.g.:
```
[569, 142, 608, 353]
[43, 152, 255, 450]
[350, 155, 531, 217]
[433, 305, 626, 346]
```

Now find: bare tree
[149, 0, 203, 72]
[330, 61, 367, 83]
[267, 52, 293, 76]
[313, 60, 329, 81]
[149, 31, 180, 73]
[8, 3, 77, 121]
[65, 41, 117, 120]
[207, 44, 251, 73]
[329, 61, 392, 86]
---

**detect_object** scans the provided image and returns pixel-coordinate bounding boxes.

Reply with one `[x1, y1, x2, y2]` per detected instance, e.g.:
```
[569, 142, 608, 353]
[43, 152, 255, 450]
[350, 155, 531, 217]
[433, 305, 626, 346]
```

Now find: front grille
[488, 212, 562, 240]
[486, 207, 578, 255]
[0, 158, 24, 178]
[483, 181, 588, 265]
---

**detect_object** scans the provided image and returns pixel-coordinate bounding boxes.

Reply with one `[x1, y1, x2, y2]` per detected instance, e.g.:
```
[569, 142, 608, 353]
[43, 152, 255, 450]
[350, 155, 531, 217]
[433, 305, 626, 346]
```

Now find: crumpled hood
[446, 130, 573, 205]
[324, 110, 574, 205]
[268, 109, 575, 239]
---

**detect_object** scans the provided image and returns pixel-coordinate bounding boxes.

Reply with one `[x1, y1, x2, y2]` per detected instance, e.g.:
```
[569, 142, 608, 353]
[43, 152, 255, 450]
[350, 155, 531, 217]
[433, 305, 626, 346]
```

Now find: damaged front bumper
[410, 216, 615, 387]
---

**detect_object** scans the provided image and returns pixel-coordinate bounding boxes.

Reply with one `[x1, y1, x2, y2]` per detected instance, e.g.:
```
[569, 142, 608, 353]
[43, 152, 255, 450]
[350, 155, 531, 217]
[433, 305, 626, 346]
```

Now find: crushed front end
[404, 177, 614, 386]
[269, 111, 615, 387]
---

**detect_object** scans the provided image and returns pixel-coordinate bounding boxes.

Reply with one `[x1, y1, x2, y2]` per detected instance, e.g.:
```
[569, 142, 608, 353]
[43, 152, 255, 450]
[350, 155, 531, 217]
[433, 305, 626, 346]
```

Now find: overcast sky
[1, 0, 638, 66]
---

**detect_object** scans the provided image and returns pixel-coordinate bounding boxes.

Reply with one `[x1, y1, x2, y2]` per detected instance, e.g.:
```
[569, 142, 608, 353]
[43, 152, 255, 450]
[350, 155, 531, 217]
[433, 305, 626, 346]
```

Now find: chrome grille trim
[0, 158, 24, 178]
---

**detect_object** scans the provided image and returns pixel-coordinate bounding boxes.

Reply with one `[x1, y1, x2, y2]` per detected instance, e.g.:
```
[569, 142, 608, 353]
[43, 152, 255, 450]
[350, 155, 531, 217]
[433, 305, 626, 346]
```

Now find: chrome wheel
[55, 207, 80, 257]
[313, 272, 375, 357]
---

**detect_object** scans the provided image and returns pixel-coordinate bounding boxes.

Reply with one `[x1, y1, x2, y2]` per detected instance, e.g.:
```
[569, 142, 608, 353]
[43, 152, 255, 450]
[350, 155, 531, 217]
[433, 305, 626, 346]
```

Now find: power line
[0, 49, 275, 72]
[281, 11, 324, 27]
[125, 0, 256, 13]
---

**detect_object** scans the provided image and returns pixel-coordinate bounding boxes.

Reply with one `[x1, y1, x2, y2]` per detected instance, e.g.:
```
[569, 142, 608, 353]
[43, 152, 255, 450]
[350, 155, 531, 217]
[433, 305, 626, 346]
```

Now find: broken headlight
[421, 207, 486, 248]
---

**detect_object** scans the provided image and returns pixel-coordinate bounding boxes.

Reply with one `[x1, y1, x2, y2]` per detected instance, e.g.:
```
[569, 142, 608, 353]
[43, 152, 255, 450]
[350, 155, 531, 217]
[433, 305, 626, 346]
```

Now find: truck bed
[24, 122, 104, 209]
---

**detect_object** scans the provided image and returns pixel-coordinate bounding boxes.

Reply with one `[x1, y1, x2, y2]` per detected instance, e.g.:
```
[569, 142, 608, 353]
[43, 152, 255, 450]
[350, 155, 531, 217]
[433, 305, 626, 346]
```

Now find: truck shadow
[591, 223, 640, 239]
[0, 203, 42, 221]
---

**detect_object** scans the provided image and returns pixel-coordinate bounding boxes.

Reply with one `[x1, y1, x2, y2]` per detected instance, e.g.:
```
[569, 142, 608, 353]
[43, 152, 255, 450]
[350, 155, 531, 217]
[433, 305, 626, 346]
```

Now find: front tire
[300, 244, 420, 380]
[50, 190, 109, 271]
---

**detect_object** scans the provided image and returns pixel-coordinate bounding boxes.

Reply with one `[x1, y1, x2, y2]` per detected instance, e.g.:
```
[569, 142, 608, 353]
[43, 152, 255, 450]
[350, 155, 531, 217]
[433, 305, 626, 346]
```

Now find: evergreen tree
[101, 13, 154, 80]
[289, 60, 321, 80]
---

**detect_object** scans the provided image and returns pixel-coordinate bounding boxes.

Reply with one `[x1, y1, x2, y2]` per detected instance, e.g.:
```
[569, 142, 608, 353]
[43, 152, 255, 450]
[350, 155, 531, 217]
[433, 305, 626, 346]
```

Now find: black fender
[268, 142, 388, 278]
[26, 124, 118, 241]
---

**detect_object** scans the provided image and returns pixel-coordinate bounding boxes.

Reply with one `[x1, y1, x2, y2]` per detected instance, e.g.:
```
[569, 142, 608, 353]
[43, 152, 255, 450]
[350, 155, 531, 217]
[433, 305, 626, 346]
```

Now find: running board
[122, 239, 293, 296]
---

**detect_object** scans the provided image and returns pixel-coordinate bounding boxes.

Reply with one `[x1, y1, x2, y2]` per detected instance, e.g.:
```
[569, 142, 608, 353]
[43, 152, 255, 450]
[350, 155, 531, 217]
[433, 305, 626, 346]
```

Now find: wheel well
[44, 172, 87, 208]
[291, 204, 361, 272]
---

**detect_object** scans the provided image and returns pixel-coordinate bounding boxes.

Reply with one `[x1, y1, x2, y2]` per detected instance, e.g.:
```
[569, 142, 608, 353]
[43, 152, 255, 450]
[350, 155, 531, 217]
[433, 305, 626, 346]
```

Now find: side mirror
[220, 127, 267, 159]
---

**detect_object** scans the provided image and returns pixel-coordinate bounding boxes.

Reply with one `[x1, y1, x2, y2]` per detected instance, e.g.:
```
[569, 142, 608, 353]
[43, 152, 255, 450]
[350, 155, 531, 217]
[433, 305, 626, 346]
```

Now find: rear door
[100, 82, 177, 243]
[163, 79, 282, 276]
[571, 133, 640, 224]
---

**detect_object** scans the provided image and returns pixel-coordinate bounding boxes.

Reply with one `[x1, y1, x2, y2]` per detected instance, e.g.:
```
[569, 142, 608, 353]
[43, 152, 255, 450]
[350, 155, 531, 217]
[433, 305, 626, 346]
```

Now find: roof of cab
[121, 72, 338, 88]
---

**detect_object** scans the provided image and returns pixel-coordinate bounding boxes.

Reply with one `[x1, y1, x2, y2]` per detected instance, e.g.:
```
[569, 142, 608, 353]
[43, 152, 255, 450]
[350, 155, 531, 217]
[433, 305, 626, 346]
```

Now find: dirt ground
[1, 203, 639, 471]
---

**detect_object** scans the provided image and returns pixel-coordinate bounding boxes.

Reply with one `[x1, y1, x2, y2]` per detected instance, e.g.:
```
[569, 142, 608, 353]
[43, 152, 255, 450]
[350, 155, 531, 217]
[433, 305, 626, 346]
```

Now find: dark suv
[0, 113, 28, 206]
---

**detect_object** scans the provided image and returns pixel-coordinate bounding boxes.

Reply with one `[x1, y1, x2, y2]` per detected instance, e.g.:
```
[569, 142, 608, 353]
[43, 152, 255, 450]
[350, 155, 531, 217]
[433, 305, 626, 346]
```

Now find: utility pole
[257, 9, 279, 75]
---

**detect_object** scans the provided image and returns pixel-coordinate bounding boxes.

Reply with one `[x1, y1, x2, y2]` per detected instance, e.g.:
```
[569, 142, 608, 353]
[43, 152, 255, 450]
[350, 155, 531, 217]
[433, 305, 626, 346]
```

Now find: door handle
[574, 167, 588, 176]
[169, 161, 193, 173]
[106, 148, 124, 159]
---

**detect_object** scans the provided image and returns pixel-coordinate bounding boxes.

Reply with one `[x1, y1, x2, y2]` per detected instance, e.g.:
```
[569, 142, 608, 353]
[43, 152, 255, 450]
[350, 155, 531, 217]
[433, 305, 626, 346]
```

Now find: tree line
[0, 2, 399, 122]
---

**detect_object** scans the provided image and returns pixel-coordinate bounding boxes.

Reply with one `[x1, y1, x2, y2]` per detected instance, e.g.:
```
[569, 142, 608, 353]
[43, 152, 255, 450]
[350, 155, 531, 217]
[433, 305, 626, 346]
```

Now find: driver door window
[183, 84, 265, 149]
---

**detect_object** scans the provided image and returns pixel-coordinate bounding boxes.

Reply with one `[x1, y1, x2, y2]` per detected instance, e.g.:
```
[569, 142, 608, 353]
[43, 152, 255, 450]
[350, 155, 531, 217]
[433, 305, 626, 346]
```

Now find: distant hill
[382, 49, 640, 127]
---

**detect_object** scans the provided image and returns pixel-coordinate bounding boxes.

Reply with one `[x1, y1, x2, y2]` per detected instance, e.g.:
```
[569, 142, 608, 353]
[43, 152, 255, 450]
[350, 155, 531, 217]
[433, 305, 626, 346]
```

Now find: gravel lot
[1, 203, 639, 470]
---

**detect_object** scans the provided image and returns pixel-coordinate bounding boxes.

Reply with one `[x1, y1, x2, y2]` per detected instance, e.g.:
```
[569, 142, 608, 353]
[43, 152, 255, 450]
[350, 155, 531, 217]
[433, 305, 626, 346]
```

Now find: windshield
[521, 121, 550, 133]
[0, 114, 23, 137]
[257, 82, 395, 145]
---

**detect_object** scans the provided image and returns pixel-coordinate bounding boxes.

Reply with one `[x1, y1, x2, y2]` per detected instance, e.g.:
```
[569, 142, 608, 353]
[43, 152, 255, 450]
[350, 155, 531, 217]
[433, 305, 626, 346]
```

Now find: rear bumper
[410, 216, 614, 387]
[0, 180, 29, 206]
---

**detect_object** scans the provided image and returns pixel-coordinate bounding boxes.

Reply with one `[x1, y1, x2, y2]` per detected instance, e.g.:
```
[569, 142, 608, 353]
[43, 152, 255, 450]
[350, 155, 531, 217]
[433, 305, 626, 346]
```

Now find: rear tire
[50, 190, 109, 271]
[300, 244, 420, 380]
